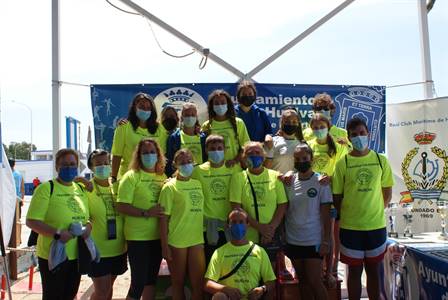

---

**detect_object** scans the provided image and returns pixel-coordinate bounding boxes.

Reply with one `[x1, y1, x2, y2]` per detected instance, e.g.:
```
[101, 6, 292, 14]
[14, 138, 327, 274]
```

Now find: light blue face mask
[94, 165, 111, 180]
[351, 135, 369, 151]
[183, 116, 197, 128]
[141, 153, 158, 169]
[136, 108, 151, 122]
[313, 128, 329, 140]
[213, 104, 228, 116]
[317, 110, 332, 120]
[178, 163, 194, 177]
[208, 150, 225, 164]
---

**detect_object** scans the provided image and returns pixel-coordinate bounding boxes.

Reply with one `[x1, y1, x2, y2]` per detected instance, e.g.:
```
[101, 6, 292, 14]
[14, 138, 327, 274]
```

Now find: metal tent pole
[246, 0, 356, 79]
[417, 0, 434, 99]
[52, 0, 61, 176]
[116, 0, 246, 79]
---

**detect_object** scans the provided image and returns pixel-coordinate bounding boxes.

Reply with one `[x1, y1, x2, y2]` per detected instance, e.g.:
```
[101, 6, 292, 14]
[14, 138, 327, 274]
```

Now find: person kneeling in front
[204, 209, 276, 300]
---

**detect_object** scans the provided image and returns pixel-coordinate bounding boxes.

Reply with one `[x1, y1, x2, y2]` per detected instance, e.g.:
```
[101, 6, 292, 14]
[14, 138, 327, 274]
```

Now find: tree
[2, 143, 9, 157]
[6, 141, 36, 160]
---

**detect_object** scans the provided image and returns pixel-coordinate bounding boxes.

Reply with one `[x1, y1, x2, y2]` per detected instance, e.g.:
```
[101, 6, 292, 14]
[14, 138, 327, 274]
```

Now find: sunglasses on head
[314, 106, 330, 111]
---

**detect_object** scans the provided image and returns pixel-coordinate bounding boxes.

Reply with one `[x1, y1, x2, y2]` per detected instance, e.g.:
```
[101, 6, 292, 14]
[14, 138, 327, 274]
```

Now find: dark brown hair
[310, 113, 337, 158]
[55, 148, 79, 167]
[127, 92, 159, 134]
[279, 109, 304, 141]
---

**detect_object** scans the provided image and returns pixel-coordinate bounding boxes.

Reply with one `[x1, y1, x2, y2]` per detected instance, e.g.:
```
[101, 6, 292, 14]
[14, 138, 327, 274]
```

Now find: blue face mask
[136, 108, 151, 122]
[313, 128, 328, 140]
[59, 166, 78, 182]
[178, 163, 194, 177]
[351, 135, 369, 151]
[247, 155, 264, 169]
[208, 150, 225, 164]
[94, 165, 111, 180]
[183, 116, 197, 128]
[213, 104, 228, 116]
[317, 110, 331, 120]
[230, 223, 246, 240]
[141, 153, 158, 169]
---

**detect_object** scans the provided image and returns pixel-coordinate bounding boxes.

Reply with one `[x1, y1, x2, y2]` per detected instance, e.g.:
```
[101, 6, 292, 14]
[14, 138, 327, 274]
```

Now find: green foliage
[5, 141, 37, 160]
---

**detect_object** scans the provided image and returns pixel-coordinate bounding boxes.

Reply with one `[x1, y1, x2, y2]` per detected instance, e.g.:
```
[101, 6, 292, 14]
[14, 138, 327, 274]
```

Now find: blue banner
[90, 83, 386, 152]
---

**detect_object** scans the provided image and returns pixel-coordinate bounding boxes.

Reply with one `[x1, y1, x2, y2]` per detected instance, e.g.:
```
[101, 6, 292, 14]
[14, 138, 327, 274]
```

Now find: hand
[264, 134, 273, 150]
[225, 159, 238, 168]
[318, 174, 331, 186]
[222, 286, 243, 300]
[248, 286, 265, 300]
[74, 177, 93, 192]
[146, 204, 164, 218]
[318, 243, 330, 256]
[118, 118, 128, 125]
[278, 171, 294, 186]
[82, 223, 92, 239]
[59, 229, 73, 243]
[261, 235, 273, 245]
[258, 223, 275, 240]
[336, 137, 348, 145]
[162, 245, 172, 261]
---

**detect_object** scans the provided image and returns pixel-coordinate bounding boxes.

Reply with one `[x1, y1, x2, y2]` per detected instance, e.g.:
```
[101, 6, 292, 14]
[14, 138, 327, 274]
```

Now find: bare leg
[333, 220, 341, 273]
[188, 245, 206, 300]
[291, 259, 313, 300]
[325, 218, 335, 275]
[304, 259, 328, 300]
[347, 265, 363, 300]
[168, 246, 188, 300]
[365, 262, 381, 300]
[91, 275, 112, 300]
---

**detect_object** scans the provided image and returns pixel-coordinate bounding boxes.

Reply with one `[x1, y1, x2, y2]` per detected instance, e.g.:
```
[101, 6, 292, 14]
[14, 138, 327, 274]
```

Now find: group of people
[26, 80, 394, 300]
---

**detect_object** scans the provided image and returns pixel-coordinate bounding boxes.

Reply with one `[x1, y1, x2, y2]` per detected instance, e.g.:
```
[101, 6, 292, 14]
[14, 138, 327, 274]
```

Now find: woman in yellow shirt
[116, 139, 166, 300]
[86, 149, 127, 300]
[26, 148, 91, 300]
[159, 149, 205, 300]
[111, 93, 167, 180]
[201, 90, 250, 168]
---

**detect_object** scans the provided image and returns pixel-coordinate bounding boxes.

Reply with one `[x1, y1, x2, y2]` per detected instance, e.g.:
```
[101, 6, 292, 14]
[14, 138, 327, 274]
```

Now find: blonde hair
[242, 141, 265, 158]
[129, 138, 166, 172]
[173, 148, 193, 166]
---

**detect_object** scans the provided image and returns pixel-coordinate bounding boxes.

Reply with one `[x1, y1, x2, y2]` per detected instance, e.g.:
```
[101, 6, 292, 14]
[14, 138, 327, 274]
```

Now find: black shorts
[340, 227, 387, 266]
[127, 240, 162, 299]
[88, 253, 128, 278]
[285, 243, 323, 260]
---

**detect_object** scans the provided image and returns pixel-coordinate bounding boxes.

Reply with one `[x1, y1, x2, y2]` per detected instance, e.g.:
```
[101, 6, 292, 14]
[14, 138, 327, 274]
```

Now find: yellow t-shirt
[180, 130, 203, 164]
[332, 151, 394, 230]
[304, 125, 351, 148]
[192, 162, 241, 221]
[111, 122, 168, 178]
[309, 138, 348, 176]
[229, 169, 288, 243]
[26, 180, 89, 260]
[117, 170, 166, 241]
[159, 178, 204, 248]
[201, 118, 250, 161]
[205, 242, 276, 297]
[87, 182, 126, 257]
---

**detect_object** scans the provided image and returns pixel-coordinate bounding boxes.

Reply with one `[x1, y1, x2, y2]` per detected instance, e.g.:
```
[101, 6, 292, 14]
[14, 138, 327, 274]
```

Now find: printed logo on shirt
[307, 188, 318, 198]
[230, 258, 251, 279]
[211, 178, 226, 195]
[67, 197, 82, 214]
[356, 168, 373, 192]
[189, 191, 203, 207]
[254, 187, 266, 201]
[313, 155, 329, 171]
[148, 182, 162, 199]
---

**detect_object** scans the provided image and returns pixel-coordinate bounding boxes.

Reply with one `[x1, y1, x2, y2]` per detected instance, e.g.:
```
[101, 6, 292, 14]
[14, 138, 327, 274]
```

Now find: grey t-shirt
[285, 173, 332, 246]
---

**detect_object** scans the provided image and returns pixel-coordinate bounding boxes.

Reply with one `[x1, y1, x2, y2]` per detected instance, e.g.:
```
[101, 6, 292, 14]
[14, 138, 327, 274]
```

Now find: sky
[0, 0, 447, 153]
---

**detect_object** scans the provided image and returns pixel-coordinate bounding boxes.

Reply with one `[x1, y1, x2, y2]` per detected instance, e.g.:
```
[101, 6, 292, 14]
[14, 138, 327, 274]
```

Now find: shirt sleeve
[111, 123, 126, 156]
[259, 247, 277, 283]
[332, 158, 346, 194]
[237, 119, 250, 149]
[204, 248, 222, 282]
[159, 182, 174, 216]
[319, 184, 333, 204]
[261, 110, 273, 136]
[229, 172, 244, 204]
[380, 155, 395, 188]
[26, 182, 51, 221]
[274, 174, 288, 205]
[117, 171, 136, 204]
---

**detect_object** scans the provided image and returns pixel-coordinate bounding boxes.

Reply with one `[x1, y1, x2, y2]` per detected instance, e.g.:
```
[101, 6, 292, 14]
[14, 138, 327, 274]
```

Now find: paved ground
[4, 196, 367, 299]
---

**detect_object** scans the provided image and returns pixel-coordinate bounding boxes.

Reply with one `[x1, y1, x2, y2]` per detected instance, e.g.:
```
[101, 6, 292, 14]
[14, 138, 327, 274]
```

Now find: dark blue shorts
[339, 227, 387, 266]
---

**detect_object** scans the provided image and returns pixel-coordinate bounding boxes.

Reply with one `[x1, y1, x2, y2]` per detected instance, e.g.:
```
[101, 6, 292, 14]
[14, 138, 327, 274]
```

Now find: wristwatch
[53, 229, 61, 240]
